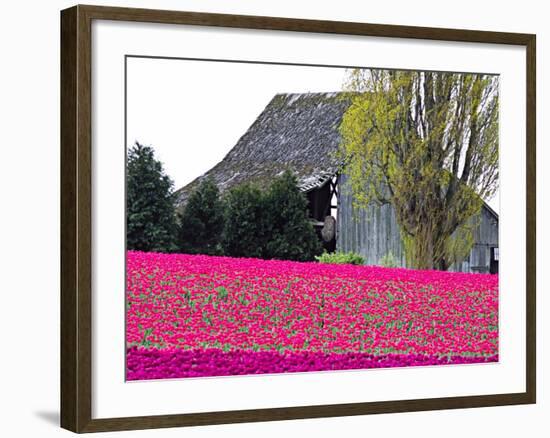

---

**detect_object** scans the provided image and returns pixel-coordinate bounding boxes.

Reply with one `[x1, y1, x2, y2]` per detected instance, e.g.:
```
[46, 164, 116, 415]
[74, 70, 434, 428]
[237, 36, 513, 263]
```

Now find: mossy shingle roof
[175, 92, 350, 206]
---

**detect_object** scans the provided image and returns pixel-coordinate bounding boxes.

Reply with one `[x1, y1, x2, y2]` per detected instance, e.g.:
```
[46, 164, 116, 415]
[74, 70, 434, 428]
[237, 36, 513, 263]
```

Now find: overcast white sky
[126, 57, 499, 212]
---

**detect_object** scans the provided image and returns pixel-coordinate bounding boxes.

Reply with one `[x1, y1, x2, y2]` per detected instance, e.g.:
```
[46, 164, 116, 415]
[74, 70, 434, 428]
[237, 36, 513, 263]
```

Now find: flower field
[126, 251, 498, 380]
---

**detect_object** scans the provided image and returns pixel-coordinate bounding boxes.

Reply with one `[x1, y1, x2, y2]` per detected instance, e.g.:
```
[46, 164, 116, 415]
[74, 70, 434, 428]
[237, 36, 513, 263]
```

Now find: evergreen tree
[178, 177, 225, 255]
[127, 142, 177, 252]
[222, 183, 268, 258]
[264, 171, 322, 261]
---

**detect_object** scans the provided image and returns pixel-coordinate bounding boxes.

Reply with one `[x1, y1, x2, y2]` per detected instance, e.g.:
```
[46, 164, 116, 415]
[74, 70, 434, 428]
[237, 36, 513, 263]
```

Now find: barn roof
[174, 91, 498, 220]
[175, 92, 350, 206]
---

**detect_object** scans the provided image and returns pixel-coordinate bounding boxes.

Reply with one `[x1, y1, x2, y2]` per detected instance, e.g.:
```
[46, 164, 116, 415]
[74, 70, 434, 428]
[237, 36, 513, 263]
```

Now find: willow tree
[339, 69, 499, 270]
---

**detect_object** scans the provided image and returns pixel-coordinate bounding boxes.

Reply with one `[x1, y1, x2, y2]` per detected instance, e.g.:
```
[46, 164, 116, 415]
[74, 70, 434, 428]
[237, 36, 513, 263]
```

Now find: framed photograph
[60, 4, 536, 433]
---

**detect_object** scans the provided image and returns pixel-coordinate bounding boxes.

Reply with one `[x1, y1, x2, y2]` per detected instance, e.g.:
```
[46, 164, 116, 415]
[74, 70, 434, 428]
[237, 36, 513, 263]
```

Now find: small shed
[175, 92, 499, 273]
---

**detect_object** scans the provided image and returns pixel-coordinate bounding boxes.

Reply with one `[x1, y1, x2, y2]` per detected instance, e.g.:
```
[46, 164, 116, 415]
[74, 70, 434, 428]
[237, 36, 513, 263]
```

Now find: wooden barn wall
[336, 174, 499, 272]
[336, 174, 407, 266]
[452, 206, 499, 273]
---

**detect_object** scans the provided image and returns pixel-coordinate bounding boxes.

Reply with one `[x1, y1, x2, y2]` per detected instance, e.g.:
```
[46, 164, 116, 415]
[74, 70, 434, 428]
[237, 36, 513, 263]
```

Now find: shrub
[177, 177, 225, 255]
[264, 171, 323, 261]
[222, 183, 269, 258]
[222, 171, 322, 261]
[315, 251, 365, 265]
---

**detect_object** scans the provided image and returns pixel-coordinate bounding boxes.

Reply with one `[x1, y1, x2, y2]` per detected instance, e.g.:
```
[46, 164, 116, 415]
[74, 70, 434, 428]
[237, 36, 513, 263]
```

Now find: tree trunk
[407, 225, 451, 271]
[408, 226, 435, 270]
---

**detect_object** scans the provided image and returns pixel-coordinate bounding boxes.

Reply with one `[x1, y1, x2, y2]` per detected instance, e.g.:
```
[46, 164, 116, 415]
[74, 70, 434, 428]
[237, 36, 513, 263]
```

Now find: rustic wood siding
[458, 206, 499, 273]
[336, 174, 406, 266]
[336, 173, 499, 272]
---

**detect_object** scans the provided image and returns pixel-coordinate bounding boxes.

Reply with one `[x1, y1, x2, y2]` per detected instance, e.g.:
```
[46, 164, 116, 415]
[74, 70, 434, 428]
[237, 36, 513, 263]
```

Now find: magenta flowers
[126, 251, 498, 380]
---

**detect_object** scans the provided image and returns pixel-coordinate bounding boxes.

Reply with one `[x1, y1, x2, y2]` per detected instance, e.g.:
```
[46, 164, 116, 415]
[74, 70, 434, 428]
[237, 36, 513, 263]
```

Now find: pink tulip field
[126, 251, 498, 380]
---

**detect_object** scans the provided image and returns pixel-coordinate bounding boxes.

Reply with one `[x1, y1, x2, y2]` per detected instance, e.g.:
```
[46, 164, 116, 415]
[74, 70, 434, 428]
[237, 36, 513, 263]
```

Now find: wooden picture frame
[60, 4, 536, 433]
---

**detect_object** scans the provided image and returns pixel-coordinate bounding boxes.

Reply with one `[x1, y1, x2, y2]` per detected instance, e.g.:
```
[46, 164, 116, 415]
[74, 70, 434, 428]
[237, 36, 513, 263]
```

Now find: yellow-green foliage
[339, 69, 499, 270]
[378, 251, 399, 268]
[315, 251, 365, 265]
[444, 220, 477, 267]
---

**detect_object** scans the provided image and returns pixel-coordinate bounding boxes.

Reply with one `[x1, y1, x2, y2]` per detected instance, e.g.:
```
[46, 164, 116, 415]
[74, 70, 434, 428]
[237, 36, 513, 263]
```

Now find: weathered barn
[175, 92, 499, 273]
[337, 173, 499, 273]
